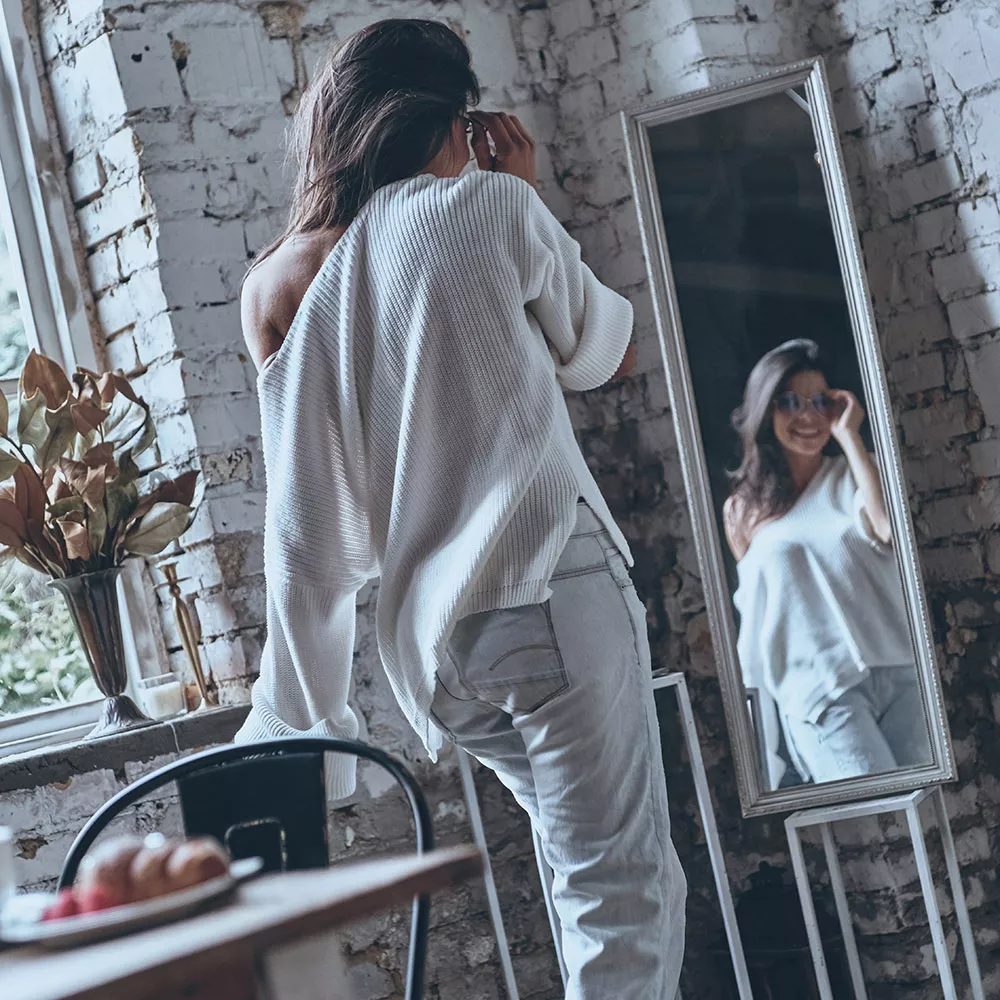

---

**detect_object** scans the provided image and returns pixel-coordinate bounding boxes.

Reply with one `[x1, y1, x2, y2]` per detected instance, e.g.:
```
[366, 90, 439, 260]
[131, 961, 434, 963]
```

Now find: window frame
[0, 0, 166, 752]
[0, 0, 97, 390]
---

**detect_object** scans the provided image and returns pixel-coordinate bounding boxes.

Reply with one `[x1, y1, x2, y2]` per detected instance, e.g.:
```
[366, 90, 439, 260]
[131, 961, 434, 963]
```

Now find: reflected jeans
[430, 504, 687, 1000]
[783, 664, 933, 782]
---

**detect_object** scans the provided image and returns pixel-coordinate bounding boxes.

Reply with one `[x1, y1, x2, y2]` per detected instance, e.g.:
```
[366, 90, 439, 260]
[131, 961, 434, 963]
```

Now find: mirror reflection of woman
[724, 339, 931, 786]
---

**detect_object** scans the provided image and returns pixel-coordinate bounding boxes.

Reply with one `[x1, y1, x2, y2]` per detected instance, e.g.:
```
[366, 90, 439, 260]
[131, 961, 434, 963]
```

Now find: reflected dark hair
[728, 338, 828, 526]
[253, 19, 479, 268]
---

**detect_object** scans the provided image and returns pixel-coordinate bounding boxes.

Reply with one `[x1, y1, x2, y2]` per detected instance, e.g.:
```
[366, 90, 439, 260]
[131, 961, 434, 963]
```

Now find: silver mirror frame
[622, 57, 956, 817]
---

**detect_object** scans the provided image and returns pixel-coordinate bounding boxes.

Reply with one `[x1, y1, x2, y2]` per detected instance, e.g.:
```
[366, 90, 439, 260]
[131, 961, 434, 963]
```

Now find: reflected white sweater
[734, 456, 914, 786]
[234, 172, 634, 797]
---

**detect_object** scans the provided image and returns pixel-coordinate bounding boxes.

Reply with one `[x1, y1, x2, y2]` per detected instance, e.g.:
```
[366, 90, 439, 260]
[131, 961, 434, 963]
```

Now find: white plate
[0, 856, 264, 949]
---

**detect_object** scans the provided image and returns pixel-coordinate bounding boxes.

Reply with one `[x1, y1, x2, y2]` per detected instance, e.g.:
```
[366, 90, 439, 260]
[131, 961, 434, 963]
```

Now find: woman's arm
[522, 194, 634, 391]
[468, 113, 633, 391]
[723, 495, 750, 562]
[829, 390, 892, 544]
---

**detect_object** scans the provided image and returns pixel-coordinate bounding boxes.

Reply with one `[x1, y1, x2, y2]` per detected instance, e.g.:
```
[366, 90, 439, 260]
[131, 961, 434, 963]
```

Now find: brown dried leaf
[0, 449, 18, 482]
[80, 465, 107, 511]
[0, 498, 27, 543]
[134, 469, 201, 518]
[13, 465, 46, 526]
[35, 400, 77, 470]
[19, 350, 73, 409]
[82, 443, 116, 472]
[57, 518, 91, 561]
[59, 457, 90, 494]
[47, 473, 73, 504]
[48, 496, 85, 519]
[124, 502, 192, 555]
[98, 370, 141, 406]
[71, 400, 108, 436]
[72, 368, 103, 406]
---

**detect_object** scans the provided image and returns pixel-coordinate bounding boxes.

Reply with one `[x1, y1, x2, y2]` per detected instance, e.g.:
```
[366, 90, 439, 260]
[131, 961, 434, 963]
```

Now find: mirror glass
[646, 89, 934, 791]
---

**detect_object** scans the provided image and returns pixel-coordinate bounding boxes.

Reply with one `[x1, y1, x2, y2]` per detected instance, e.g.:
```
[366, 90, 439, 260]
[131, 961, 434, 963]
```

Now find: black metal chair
[58, 737, 434, 1000]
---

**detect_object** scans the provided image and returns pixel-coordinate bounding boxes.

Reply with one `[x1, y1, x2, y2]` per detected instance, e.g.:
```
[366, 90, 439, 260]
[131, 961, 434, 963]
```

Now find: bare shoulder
[241, 230, 345, 370]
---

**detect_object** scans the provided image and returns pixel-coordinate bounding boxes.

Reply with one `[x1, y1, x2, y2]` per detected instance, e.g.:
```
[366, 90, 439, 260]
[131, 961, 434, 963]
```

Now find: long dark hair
[254, 19, 480, 268]
[728, 338, 828, 525]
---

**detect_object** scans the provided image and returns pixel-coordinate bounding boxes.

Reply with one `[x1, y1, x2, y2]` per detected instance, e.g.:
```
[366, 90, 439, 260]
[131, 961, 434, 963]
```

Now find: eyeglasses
[773, 390, 843, 419]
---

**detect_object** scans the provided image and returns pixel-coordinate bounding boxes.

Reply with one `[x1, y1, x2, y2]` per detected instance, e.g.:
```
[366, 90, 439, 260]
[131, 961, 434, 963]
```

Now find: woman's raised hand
[829, 389, 864, 444]
[469, 111, 537, 187]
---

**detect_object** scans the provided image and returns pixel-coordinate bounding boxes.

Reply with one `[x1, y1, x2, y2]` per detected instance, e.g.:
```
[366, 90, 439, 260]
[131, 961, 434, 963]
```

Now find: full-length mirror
[624, 60, 955, 816]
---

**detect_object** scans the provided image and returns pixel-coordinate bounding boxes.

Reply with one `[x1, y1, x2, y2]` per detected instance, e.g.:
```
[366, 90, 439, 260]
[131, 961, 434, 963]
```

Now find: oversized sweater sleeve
[233, 309, 377, 802]
[518, 181, 634, 392]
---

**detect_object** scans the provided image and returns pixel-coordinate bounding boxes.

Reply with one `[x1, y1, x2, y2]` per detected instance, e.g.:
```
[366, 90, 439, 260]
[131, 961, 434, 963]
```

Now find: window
[0, 0, 150, 753]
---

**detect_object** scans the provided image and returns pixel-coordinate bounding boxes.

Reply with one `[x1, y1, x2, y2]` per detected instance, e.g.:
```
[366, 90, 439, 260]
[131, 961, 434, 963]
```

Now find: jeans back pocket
[448, 602, 568, 716]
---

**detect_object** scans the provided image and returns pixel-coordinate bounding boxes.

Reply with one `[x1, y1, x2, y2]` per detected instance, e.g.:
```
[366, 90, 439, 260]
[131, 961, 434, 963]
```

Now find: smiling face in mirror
[771, 371, 837, 458]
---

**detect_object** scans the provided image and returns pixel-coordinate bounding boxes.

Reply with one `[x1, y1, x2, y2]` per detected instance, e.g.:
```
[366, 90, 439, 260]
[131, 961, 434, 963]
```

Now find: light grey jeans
[430, 504, 686, 1000]
[783, 664, 933, 782]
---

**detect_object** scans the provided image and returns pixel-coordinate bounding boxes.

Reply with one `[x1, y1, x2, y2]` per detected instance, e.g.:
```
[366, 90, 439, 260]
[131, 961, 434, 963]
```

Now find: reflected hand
[469, 111, 537, 187]
[828, 389, 864, 445]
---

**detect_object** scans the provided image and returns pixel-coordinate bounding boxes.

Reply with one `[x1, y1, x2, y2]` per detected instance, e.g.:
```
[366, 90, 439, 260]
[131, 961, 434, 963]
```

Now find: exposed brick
[969, 439, 1000, 479]
[48, 34, 128, 151]
[932, 244, 1000, 303]
[920, 491, 997, 539]
[923, 541, 986, 582]
[912, 106, 952, 158]
[830, 29, 895, 88]
[565, 26, 617, 78]
[965, 88, 1000, 184]
[947, 290, 1000, 342]
[550, 0, 596, 39]
[923, 3, 1000, 98]
[890, 352, 946, 395]
[967, 338, 1000, 427]
[887, 153, 964, 217]
[899, 397, 974, 447]
[111, 29, 186, 109]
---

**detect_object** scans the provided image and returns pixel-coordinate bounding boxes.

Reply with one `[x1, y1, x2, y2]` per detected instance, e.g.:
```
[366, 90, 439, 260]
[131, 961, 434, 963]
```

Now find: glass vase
[50, 568, 155, 739]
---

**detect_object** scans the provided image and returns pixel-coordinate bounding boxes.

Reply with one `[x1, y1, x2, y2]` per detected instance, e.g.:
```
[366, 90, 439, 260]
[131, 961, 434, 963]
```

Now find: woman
[724, 339, 931, 786]
[234, 19, 685, 1000]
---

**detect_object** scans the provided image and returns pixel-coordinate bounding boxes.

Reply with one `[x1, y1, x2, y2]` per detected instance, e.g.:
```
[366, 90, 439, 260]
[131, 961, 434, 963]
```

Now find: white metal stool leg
[905, 798, 958, 998]
[819, 824, 867, 999]
[786, 820, 836, 1000]
[458, 750, 521, 1000]
[668, 677, 753, 1000]
[932, 789, 986, 1000]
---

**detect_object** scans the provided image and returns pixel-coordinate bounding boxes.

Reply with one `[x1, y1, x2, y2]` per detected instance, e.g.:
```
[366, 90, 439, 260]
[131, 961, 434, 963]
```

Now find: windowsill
[0, 705, 250, 794]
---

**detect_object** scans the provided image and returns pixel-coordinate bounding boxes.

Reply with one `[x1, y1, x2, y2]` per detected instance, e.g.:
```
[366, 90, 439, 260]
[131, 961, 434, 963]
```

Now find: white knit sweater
[734, 455, 914, 786]
[234, 171, 634, 797]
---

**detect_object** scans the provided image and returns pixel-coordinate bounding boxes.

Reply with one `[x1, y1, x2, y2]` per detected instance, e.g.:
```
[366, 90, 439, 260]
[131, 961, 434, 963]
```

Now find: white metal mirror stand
[651, 671, 753, 1000]
[456, 749, 521, 999]
[459, 671, 753, 1000]
[785, 787, 985, 1000]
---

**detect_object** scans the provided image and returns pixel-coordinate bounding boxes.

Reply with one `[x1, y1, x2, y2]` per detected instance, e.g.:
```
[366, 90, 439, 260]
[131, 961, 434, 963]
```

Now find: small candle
[139, 675, 187, 720]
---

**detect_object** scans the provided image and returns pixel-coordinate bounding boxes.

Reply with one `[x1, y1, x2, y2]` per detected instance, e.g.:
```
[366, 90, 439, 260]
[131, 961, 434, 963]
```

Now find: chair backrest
[57, 737, 434, 1000]
[178, 752, 329, 872]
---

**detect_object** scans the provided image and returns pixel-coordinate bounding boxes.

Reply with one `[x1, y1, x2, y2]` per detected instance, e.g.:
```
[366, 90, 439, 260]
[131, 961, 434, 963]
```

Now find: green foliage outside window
[0, 230, 92, 719]
[0, 226, 29, 381]
[0, 564, 94, 718]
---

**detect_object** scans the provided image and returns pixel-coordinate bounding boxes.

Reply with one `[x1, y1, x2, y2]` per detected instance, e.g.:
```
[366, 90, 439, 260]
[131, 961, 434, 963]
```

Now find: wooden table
[0, 846, 482, 1000]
